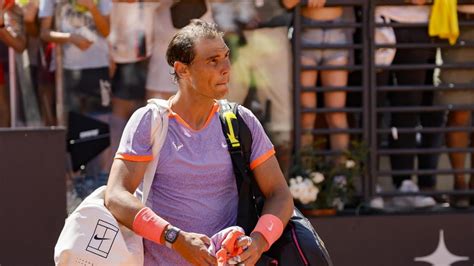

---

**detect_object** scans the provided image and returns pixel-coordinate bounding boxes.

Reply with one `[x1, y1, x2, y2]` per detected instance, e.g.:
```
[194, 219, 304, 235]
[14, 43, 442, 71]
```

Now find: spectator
[437, 4, 474, 208]
[105, 20, 293, 265]
[0, 0, 26, 53]
[0, 0, 26, 127]
[21, 0, 55, 126]
[108, 0, 159, 169]
[213, 0, 293, 175]
[39, 0, 112, 183]
[283, 0, 351, 165]
[145, 0, 214, 100]
[376, 0, 440, 208]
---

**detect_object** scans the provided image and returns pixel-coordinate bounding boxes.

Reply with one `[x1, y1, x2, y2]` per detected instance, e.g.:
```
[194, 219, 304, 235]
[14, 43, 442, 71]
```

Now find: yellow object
[15, 0, 29, 7]
[70, 0, 99, 13]
[429, 0, 459, 45]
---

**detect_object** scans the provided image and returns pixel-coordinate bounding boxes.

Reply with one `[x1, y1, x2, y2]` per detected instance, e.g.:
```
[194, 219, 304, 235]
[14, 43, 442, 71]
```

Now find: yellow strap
[223, 110, 241, 148]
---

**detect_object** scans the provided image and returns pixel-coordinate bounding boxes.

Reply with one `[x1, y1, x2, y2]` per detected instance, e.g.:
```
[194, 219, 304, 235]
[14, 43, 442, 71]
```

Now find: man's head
[166, 19, 231, 99]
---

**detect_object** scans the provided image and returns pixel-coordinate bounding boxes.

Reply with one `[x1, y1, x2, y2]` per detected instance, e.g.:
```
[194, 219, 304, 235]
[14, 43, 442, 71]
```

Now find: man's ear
[174, 61, 189, 80]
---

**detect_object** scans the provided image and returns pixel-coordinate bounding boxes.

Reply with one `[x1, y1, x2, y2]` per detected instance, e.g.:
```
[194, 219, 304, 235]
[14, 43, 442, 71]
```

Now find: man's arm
[76, 0, 110, 37]
[0, 9, 26, 52]
[253, 155, 294, 231]
[105, 158, 217, 265]
[237, 155, 294, 265]
[40, 16, 92, 50]
[0, 28, 26, 52]
[105, 159, 149, 229]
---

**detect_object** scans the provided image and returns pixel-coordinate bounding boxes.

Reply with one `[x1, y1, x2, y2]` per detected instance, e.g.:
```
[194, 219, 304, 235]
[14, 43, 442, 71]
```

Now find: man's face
[185, 37, 231, 100]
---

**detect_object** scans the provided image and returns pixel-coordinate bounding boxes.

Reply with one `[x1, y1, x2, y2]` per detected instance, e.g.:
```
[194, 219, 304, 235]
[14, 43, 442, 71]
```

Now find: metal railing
[294, 0, 474, 206]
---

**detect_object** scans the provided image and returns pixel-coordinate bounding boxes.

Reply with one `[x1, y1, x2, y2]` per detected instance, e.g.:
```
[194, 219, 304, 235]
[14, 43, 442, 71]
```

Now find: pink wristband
[132, 207, 170, 245]
[252, 214, 284, 251]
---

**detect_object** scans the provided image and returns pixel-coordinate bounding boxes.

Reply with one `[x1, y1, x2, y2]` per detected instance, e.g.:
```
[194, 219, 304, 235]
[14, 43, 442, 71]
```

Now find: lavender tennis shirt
[116, 103, 275, 265]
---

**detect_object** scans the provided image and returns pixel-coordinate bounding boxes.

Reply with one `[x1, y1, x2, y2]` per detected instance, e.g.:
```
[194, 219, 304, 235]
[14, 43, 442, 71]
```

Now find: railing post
[8, 48, 16, 128]
[368, 0, 377, 200]
[293, 4, 302, 153]
[55, 44, 65, 127]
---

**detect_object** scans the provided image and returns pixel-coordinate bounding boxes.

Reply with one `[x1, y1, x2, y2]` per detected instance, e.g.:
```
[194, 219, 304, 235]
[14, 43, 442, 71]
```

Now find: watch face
[166, 228, 179, 243]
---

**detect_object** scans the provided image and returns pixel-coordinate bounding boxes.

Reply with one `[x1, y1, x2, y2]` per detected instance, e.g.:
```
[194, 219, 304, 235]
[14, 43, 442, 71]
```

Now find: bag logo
[223, 111, 240, 148]
[86, 219, 118, 258]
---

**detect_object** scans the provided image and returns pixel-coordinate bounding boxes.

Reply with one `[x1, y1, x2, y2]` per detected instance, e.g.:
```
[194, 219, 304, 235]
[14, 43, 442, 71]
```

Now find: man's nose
[221, 58, 231, 76]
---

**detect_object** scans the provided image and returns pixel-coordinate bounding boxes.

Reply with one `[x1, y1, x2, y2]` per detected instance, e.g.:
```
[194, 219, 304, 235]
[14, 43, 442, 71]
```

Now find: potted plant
[289, 141, 367, 216]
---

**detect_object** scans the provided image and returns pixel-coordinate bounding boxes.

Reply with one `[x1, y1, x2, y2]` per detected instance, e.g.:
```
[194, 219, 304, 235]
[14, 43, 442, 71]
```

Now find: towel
[208, 226, 247, 266]
[429, 0, 459, 45]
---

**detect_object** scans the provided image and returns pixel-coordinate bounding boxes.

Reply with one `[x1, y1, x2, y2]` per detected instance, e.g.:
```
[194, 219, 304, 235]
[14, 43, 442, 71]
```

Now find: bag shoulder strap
[217, 100, 253, 188]
[141, 98, 170, 204]
[219, 100, 264, 233]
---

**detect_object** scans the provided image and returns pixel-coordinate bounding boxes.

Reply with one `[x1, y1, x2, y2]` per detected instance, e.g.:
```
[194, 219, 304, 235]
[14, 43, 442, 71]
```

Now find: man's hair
[166, 19, 224, 80]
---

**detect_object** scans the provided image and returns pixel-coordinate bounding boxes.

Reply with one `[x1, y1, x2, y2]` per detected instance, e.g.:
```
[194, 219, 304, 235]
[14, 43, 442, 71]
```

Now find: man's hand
[69, 33, 92, 50]
[229, 232, 267, 266]
[173, 231, 217, 266]
[76, 0, 95, 10]
[410, 0, 427, 5]
[307, 0, 326, 8]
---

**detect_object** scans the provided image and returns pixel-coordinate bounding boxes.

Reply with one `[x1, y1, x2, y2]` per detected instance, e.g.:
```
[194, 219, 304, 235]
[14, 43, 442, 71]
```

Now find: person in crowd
[39, 0, 112, 189]
[145, 0, 214, 100]
[108, 0, 160, 170]
[283, 0, 351, 165]
[22, 0, 55, 126]
[212, 0, 294, 175]
[437, 4, 474, 208]
[105, 20, 293, 265]
[0, 0, 26, 127]
[375, 0, 441, 208]
[0, 0, 26, 53]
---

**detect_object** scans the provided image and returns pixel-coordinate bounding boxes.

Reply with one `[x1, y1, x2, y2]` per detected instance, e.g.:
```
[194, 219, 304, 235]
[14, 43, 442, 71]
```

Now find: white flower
[289, 178, 296, 186]
[345, 160, 356, 169]
[289, 176, 319, 205]
[296, 176, 303, 183]
[310, 172, 325, 184]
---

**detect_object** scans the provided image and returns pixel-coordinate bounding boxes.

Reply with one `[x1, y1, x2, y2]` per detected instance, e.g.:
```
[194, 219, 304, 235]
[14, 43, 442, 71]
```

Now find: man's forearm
[0, 29, 26, 52]
[40, 29, 71, 44]
[260, 188, 294, 226]
[88, 5, 109, 37]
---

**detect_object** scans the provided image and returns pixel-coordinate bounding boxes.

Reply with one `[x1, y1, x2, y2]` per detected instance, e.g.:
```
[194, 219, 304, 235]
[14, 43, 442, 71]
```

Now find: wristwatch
[164, 226, 181, 249]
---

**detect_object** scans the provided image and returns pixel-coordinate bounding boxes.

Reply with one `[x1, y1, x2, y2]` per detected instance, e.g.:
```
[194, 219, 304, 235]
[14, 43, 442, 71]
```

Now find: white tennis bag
[54, 99, 170, 265]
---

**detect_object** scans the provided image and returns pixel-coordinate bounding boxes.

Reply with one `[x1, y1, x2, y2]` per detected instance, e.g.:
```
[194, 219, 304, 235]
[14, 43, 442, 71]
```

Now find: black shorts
[112, 60, 148, 101]
[64, 67, 111, 114]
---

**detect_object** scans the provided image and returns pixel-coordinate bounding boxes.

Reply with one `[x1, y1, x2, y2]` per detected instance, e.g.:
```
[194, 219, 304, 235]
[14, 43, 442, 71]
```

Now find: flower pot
[301, 208, 337, 217]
